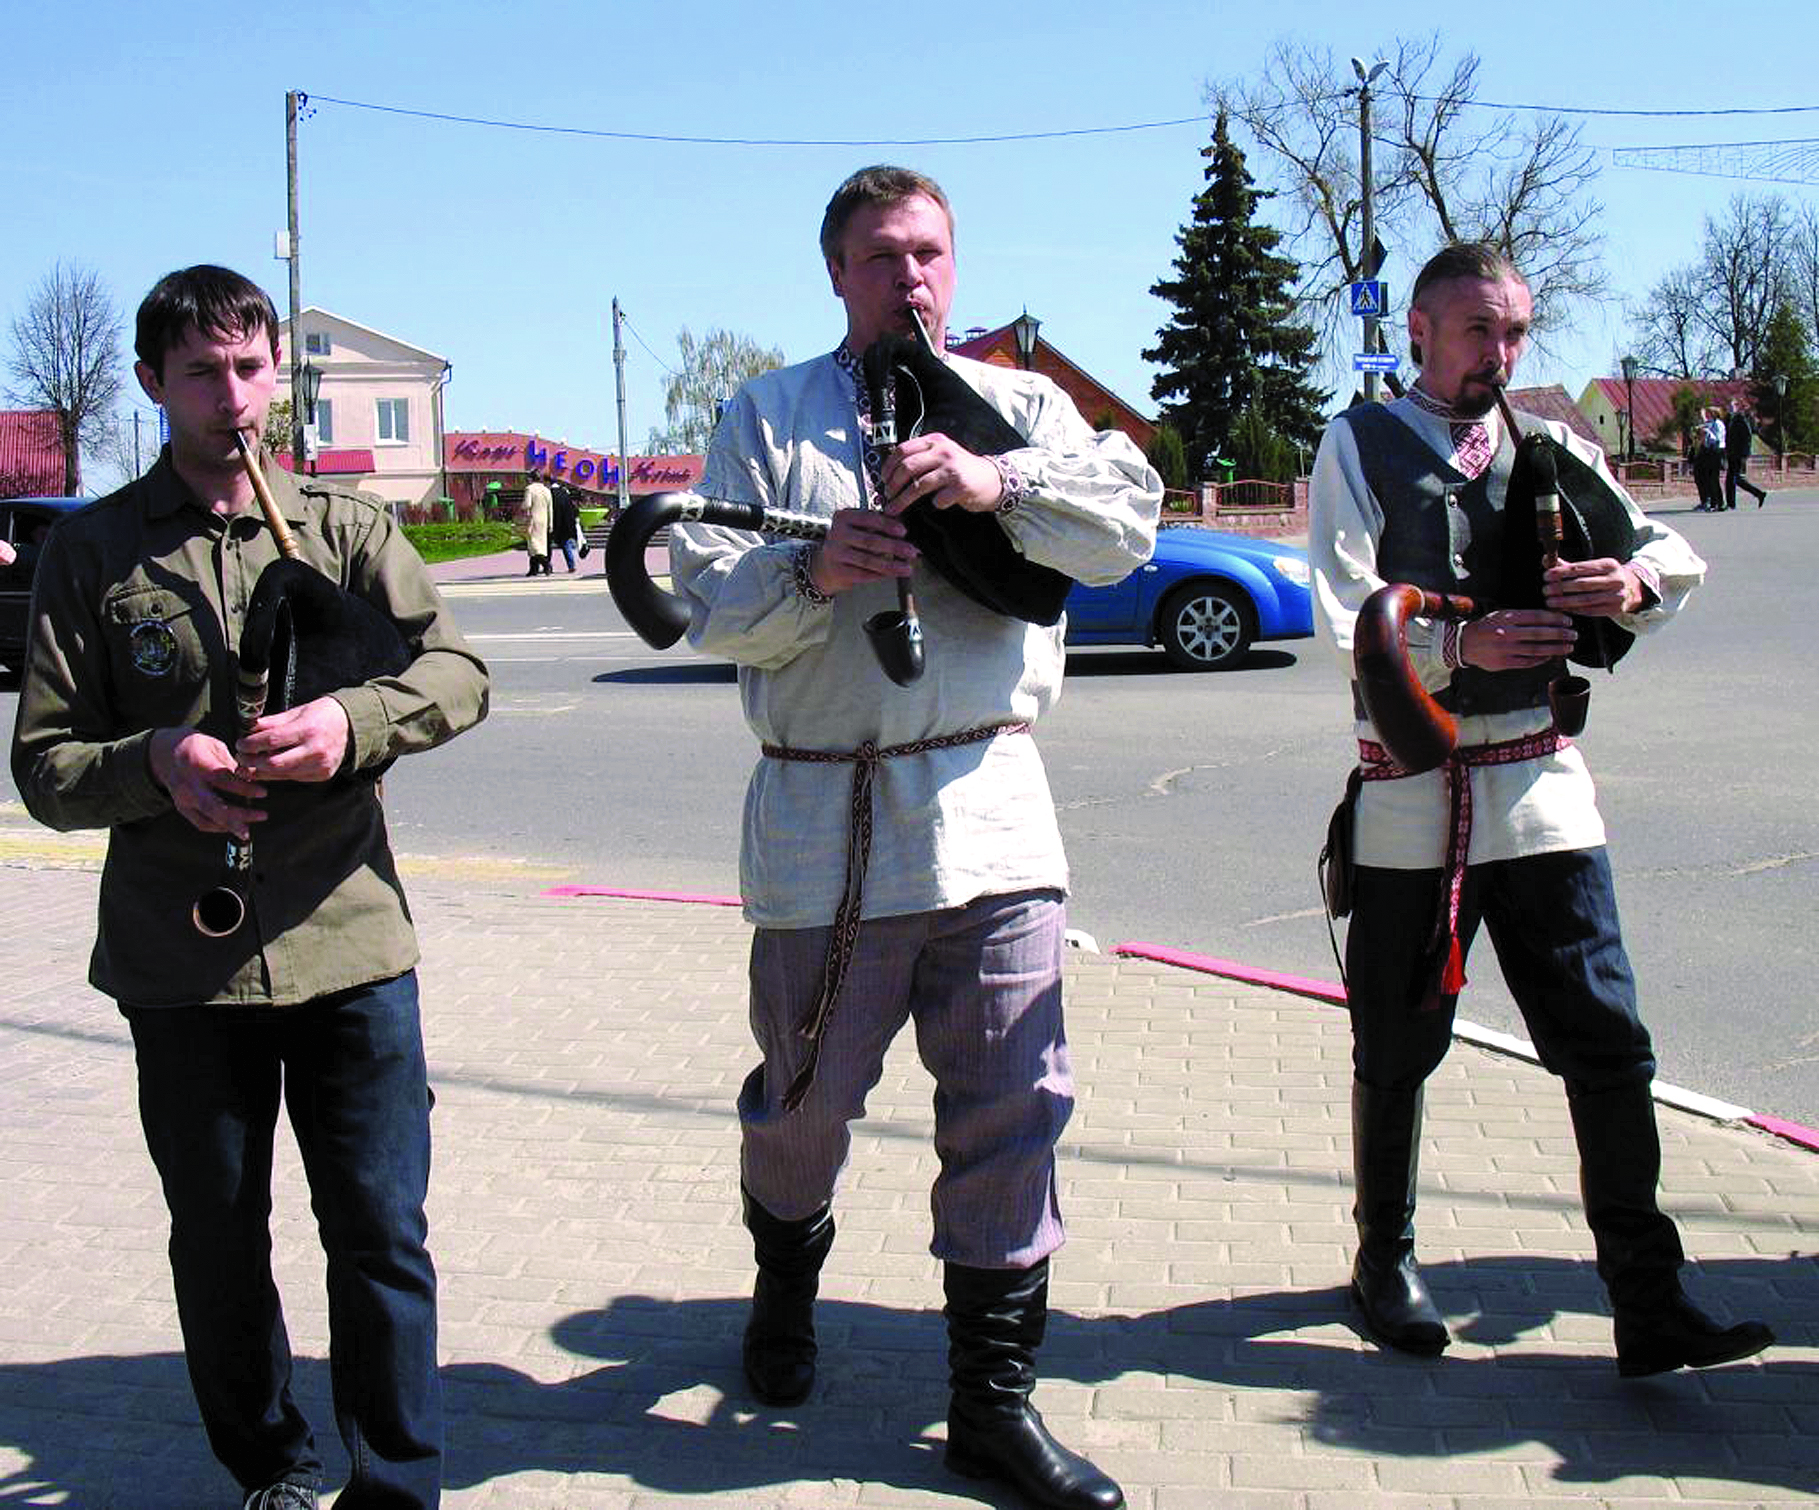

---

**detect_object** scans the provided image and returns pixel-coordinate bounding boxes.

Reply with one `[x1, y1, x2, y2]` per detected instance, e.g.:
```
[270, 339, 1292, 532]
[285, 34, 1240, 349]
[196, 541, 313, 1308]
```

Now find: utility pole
[611, 298, 632, 516]
[285, 90, 306, 467]
[1352, 57, 1388, 403]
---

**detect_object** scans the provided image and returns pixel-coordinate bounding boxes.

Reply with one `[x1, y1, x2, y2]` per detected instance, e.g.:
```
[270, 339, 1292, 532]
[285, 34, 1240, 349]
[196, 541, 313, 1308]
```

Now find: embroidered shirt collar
[1406, 383, 1477, 423]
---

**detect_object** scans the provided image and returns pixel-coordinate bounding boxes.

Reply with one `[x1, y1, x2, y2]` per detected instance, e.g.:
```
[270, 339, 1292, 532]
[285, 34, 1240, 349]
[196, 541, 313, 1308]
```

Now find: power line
[619, 313, 676, 376]
[302, 89, 1819, 152]
[305, 92, 1207, 147]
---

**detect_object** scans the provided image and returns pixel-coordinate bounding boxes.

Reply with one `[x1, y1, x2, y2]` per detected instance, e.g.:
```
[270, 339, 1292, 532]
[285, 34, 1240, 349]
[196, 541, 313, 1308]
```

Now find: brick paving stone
[1, 857, 1816, 1506]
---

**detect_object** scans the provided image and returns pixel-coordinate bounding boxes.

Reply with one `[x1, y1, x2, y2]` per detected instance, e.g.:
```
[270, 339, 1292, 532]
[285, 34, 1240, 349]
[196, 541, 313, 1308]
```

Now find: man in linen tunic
[671, 166, 1156, 1508]
[1309, 241, 1769, 1378]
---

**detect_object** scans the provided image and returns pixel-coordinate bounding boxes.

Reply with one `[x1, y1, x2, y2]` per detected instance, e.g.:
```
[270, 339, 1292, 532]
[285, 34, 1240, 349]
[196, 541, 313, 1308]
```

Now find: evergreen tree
[1229, 402, 1297, 484]
[1145, 111, 1328, 478]
[1754, 302, 1818, 454]
[1146, 422, 1188, 491]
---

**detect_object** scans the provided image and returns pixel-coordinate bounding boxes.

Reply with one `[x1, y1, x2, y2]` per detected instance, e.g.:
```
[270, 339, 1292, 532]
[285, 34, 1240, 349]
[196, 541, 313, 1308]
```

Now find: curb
[1110, 939, 1819, 1155]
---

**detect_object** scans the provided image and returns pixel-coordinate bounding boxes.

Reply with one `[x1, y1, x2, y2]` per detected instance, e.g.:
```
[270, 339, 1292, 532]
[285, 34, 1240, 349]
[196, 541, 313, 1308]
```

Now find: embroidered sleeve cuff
[990, 454, 1028, 514]
[1441, 620, 1465, 670]
[1627, 559, 1662, 609]
[790, 542, 833, 606]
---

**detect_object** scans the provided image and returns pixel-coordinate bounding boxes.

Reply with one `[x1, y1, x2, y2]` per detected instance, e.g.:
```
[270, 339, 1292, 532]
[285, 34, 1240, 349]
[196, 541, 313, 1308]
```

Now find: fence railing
[1615, 454, 1819, 498]
[1158, 478, 1308, 537]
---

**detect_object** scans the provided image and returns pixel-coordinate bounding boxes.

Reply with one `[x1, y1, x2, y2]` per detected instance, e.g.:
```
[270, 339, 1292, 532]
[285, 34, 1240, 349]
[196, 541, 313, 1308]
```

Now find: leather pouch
[1318, 768, 1363, 919]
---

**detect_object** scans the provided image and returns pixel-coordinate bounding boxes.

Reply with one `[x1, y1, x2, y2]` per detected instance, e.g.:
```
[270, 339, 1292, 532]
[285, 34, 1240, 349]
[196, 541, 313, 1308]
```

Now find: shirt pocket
[102, 583, 217, 725]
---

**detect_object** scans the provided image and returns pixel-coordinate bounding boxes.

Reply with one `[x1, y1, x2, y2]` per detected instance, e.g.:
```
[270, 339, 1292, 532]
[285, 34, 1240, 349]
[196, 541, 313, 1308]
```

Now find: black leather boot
[1349, 1081, 1449, 1355]
[943, 1260, 1123, 1510]
[1567, 1084, 1773, 1377]
[741, 1187, 835, 1405]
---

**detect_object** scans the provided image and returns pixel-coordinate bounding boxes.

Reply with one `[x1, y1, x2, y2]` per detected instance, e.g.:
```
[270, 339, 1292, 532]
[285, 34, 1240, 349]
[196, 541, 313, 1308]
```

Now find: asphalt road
[4, 490, 1814, 1127]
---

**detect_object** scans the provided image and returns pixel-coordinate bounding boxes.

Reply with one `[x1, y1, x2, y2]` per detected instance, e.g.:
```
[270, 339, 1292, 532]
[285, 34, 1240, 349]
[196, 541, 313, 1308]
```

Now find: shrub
[401, 520, 522, 563]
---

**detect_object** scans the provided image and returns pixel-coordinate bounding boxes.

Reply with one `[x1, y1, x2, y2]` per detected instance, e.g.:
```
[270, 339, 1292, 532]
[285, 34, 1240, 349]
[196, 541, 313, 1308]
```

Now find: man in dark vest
[1307, 242, 1772, 1378]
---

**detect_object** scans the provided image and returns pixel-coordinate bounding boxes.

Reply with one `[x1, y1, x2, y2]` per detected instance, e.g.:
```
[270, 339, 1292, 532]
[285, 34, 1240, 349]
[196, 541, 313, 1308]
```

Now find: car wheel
[1158, 582, 1254, 670]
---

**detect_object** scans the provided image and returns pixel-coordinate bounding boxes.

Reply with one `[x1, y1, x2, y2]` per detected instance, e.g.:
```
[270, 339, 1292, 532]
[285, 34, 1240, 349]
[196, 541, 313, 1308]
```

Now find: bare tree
[1698, 194, 1794, 375]
[1627, 193, 1802, 381]
[1783, 203, 1819, 360]
[85, 410, 159, 494]
[5, 262, 124, 494]
[1628, 267, 1718, 379]
[645, 327, 785, 455]
[1213, 34, 1607, 367]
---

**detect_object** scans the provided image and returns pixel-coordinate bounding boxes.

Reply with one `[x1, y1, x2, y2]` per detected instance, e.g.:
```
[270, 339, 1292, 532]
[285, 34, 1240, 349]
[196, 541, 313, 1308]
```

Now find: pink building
[274, 309, 451, 506]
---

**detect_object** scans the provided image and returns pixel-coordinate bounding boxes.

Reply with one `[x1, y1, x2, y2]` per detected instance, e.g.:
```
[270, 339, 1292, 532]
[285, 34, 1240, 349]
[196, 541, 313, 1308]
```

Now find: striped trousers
[738, 888, 1072, 1268]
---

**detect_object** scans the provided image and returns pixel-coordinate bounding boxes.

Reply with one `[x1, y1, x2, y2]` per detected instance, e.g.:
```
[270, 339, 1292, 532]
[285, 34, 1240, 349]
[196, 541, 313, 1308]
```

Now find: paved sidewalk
[1, 857, 1815, 1507]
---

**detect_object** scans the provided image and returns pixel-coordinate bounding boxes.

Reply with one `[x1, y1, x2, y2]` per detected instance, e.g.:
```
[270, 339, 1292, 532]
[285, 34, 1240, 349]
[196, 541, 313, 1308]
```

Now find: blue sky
[5, 0, 1814, 459]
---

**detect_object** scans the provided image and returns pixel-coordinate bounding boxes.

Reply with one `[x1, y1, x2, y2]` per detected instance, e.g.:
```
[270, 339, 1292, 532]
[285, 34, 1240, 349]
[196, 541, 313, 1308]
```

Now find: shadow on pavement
[2, 1252, 1812, 1505]
[594, 663, 738, 685]
[1062, 647, 1301, 677]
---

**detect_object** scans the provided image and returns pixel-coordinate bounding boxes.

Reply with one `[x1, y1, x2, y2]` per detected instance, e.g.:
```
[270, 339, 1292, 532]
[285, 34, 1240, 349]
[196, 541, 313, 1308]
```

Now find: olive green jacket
[10, 450, 490, 1007]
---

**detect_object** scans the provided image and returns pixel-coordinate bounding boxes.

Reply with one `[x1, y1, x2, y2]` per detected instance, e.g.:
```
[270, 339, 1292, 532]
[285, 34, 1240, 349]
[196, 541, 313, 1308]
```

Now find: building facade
[1578, 375, 1754, 460]
[443, 431, 703, 517]
[274, 309, 451, 506]
[0, 410, 66, 497]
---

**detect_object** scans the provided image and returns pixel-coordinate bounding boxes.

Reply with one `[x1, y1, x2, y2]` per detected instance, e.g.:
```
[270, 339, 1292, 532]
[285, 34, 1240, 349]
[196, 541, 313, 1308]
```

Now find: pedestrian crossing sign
[1349, 280, 1387, 317]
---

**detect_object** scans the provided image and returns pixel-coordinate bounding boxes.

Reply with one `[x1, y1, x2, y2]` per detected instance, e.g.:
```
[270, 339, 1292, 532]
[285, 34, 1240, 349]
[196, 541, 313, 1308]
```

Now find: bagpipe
[603, 312, 1074, 686]
[192, 435, 411, 937]
[1352, 387, 1639, 774]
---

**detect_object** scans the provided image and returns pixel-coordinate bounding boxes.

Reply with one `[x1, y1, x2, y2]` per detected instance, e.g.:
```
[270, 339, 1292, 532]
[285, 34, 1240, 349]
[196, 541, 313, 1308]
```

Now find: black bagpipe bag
[859, 333, 1075, 626]
[239, 557, 414, 778]
[1498, 430, 1640, 670]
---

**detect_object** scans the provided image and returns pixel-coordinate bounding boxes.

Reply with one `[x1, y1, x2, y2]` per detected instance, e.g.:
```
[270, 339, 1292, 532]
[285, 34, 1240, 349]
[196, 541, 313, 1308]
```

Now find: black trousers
[1725, 454, 1766, 507]
[1345, 848, 1656, 1095]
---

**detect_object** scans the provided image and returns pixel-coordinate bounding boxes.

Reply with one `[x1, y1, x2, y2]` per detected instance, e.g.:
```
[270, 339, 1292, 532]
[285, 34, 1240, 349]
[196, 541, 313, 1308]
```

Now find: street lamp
[1351, 56, 1389, 402]
[1773, 372, 1789, 458]
[1620, 354, 1638, 462]
[298, 360, 323, 476]
[1010, 308, 1041, 371]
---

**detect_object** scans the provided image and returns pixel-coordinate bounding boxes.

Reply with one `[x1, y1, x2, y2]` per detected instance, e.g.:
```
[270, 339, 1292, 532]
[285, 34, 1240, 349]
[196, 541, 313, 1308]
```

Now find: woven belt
[1358, 728, 1570, 1011]
[760, 720, 1030, 1109]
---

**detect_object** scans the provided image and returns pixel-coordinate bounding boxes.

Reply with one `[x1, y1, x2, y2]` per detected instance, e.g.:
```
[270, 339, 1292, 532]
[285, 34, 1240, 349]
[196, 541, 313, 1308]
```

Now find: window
[304, 332, 332, 356]
[314, 399, 334, 445]
[376, 398, 409, 443]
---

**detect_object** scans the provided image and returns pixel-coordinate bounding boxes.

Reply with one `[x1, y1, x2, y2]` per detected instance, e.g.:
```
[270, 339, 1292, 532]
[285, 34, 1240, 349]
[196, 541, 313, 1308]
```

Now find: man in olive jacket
[10, 265, 489, 1510]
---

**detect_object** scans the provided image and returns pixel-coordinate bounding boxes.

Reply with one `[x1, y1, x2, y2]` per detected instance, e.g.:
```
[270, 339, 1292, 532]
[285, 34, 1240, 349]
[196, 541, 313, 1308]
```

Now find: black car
[1, 496, 91, 673]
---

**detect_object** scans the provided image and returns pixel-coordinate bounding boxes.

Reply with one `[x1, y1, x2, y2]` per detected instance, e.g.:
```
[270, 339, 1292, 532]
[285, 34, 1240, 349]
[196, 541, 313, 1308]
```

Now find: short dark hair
[1409, 243, 1525, 366]
[819, 165, 952, 263]
[135, 265, 280, 379]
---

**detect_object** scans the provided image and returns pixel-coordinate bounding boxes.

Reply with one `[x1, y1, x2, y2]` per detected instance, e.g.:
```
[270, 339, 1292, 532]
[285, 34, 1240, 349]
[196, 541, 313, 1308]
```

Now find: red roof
[1506, 385, 1600, 448]
[946, 324, 1155, 450]
[1587, 376, 1753, 449]
[0, 410, 65, 496]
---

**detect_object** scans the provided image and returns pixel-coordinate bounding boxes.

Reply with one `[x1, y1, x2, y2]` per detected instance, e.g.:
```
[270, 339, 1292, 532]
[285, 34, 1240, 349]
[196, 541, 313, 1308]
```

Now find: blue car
[1063, 524, 1314, 670]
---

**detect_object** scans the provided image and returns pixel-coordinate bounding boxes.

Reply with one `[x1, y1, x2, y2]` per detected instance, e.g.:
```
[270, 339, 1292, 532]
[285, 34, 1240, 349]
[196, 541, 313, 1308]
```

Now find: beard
[1451, 370, 1505, 420]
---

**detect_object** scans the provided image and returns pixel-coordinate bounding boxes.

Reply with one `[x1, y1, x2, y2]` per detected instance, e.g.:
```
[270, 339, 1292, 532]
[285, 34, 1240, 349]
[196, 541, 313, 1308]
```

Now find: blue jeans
[556, 537, 577, 571]
[1345, 847, 1657, 1094]
[127, 972, 441, 1507]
